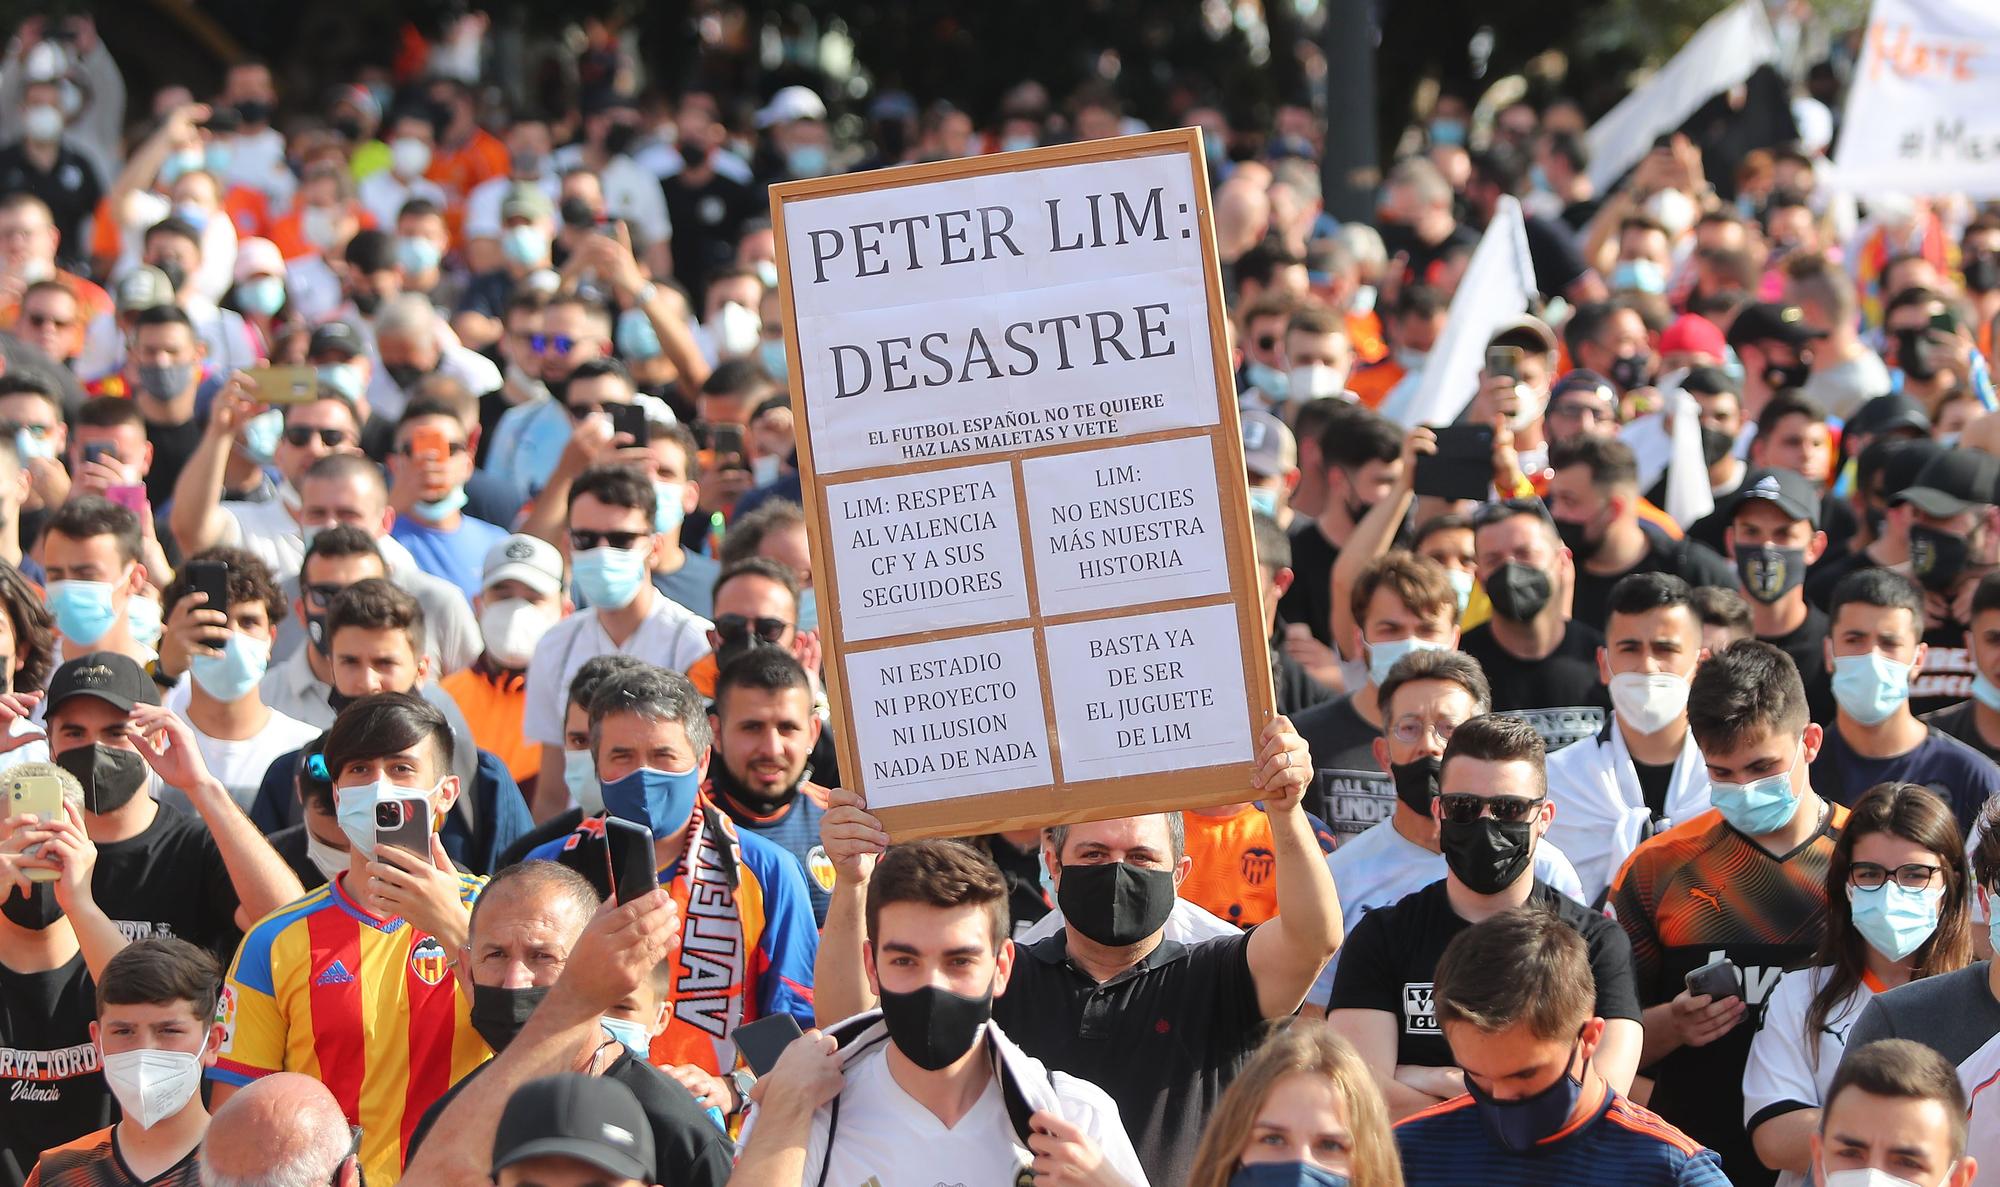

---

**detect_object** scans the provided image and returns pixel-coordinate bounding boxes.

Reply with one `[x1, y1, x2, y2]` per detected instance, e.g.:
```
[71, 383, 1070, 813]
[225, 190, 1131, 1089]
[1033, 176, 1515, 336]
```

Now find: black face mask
[1894, 328, 1943, 381]
[469, 983, 551, 1053]
[1440, 816, 1535, 895]
[307, 610, 333, 656]
[150, 258, 187, 294]
[1553, 516, 1600, 562]
[1910, 525, 1971, 593]
[1057, 861, 1176, 948]
[1343, 497, 1374, 527]
[327, 688, 356, 714]
[1735, 544, 1808, 604]
[602, 122, 639, 157]
[1, 881, 61, 930]
[331, 115, 363, 142]
[386, 363, 428, 391]
[1484, 561, 1552, 622]
[1763, 360, 1811, 392]
[1967, 253, 2000, 294]
[1609, 351, 1655, 393]
[715, 632, 783, 675]
[1390, 756, 1442, 815]
[877, 980, 993, 1071]
[351, 290, 384, 317]
[235, 100, 272, 127]
[57, 743, 150, 815]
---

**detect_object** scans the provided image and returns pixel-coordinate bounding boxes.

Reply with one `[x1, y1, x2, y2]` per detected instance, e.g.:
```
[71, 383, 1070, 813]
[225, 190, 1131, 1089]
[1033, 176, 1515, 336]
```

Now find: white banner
[1825, 0, 2000, 198]
[1378, 197, 1536, 429]
[1584, 0, 1780, 194]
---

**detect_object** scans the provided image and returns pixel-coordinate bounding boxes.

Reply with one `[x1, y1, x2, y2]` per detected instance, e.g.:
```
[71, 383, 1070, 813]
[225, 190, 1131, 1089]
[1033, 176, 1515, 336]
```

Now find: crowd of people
[0, 5, 1996, 1187]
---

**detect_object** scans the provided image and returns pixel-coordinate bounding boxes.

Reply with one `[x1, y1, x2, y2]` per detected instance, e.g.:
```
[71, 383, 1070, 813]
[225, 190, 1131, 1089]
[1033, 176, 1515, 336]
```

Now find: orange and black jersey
[25, 1128, 201, 1187]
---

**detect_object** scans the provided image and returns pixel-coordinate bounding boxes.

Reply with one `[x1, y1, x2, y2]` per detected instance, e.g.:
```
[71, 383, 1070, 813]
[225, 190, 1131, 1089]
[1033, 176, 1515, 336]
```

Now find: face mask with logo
[397, 235, 442, 276]
[1466, 1035, 1585, 1152]
[572, 546, 650, 611]
[1909, 525, 1969, 593]
[1366, 635, 1445, 687]
[470, 983, 551, 1053]
[333, 780, 436, 861]
[1608, 672, 1690, 735]
[1832, 652, 1913, 725]
[1056, 861, 1176, 947]
[191, 631, 272, 702]
[1228, 1165, 1349, 1187]
[102, 1047, 204, 1129]
[236, 276, 286, 318]
[1709, 742, 1802, 835]
[877, 975, 994, 1070]
[602, 765, 702, 838]
[306, 830, 348, 883]
[564, 748, 602, 814]
[57, 743, 152, 815]
[1736, 544, 1807, 605]
[1847, 880, 1943, 962]
[479, 598, 557, 669]
[48, 580, 120, 645]
[1484, 562, 1551, 622]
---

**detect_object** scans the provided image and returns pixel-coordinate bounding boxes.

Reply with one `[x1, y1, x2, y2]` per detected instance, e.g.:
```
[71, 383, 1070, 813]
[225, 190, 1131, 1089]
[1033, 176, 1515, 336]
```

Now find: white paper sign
[784, 154, 1220, 474]
[1022, 436, 1228, 616]
[1045, 603, 1252, 781]
[826, 462, 1028, 641]
[841, 629, 1053, 808]
[1827, 0, 2000, 198]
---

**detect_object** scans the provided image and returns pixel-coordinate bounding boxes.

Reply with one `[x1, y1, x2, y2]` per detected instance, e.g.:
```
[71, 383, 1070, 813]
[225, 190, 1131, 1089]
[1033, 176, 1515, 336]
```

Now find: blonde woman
[1185, 1021, 1403, 1187]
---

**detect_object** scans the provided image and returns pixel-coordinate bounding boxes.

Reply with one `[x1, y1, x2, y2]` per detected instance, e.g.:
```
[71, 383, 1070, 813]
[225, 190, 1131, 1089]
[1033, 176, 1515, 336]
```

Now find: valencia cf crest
[1743, 550, 1791, 603]
[409, 937, 450, 985]
[806, 844, 837, 892]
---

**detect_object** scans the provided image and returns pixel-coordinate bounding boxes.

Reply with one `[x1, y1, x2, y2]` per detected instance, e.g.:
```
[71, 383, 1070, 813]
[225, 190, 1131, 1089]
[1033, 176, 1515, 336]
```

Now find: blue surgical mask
[191, 631, 271, 702]
[204, 142, 233, 178]
[1847, 881, 1943, 962]
[1244, 361, 1289, 401]
[236, 276, 286, 318]
[785, 145, 830, 177]
[1428, 118, 1467, 147]
[1445, 568, 1475, 614]
[1465, 1036, 1584, 1153]
[396, 235, 442, 276]
[317, 363, 363, 401]
[1228, 1165, 1350, 1187]
[1610, 258, 1667, 295]
[174, 202, 210, 233]
[501, 225, 546, 267]
[1001, 134, 1039, 154]
[1832, 652, 1913, 726]
[601, 1016, 652, 1056]
[1366, 635, 1445, 687]
[159, 147, 204, 185]
[1529, 164, 1552, 193]
[48, 580, 120, 646]
[572, 546, 650, 611]
[758, 338, 789, 382]
[1975, 672, 2000, 712]
[241, 408, 283, 462]
[414, 485, 468, 521]
[1248, 487, 1281, 519]
[615, 306, 662, 360]
[653, 481, 686, 534]
[601, 765, 702, 838]
[564, 748, 601, 814]
[1709, 742, 1803, 836]
[126, 595, 163, 649]
[797, 587, 818, 633]
[13, 428, 54, 461]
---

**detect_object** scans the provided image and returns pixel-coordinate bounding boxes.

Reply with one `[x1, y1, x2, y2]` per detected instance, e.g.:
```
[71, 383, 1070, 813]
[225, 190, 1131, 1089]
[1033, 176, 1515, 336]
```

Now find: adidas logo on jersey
[315, 960, 355, 986]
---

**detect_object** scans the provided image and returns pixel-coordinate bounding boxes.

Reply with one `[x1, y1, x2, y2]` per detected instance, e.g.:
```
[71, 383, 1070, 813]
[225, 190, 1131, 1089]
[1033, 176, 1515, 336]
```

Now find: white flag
[1824, 0, 2000, 198]
[1584, 0, 1781, 195]
[1661, 388, 1716, 527]
[1378, 197, 1536, 429]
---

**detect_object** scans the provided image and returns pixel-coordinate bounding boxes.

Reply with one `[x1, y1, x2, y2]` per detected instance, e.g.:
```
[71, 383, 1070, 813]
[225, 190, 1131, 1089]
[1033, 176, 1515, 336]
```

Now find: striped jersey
[1395, 1090, 1730, 1186]
[25, 1127, 201, 1187]
[209, 872, 489, 1187]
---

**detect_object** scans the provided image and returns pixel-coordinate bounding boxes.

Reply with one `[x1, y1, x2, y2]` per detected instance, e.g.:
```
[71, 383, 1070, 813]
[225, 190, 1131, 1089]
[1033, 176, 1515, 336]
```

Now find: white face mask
[1286, 362, 1348, 401]
[710, 300, 762, 359]
[306, 829, 348, 883]
[565, 748, 602, 814]
[1608, 671, 1691, 735]
[1820, 1166, 1941, 1187]
[478, 598, 558, 669]
[101, 1047, 204, 1129]
[1508, 381, 1548, 431]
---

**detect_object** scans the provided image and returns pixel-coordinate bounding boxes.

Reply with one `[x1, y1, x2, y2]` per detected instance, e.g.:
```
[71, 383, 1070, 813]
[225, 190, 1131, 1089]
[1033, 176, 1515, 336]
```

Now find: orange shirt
[1345, 358, 1405, 409]
[1345, 309, 1387, 366]
[440, 662, 539, 787]
[0, 269, 111, 356]
[427, 128, 509, 245]
[1178, 805, 1335, 926]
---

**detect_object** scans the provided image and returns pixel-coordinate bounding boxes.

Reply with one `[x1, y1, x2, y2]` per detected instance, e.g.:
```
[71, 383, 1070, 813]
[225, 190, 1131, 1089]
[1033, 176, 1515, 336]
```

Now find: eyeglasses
[397, 440, 468, 456]
[531, 333, 577, 355]
[284, 427, 352, 448]
[570, 529, 649, 551]
[1438, 793, 1546, 824]
[1472, 497, 1553, 528]
[1849, 862, 1944, 892]
[1389, 715, 1461, 746]
[714, 614, 790, 644]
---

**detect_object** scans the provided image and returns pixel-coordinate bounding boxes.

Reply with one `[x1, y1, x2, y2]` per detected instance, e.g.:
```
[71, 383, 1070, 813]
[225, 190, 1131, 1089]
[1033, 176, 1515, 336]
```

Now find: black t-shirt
[1296, 693, 1381, 773]
[662, 172, 761, 307]
[497, 807, 585, 870]
[1459, 619, 1609, 713]
[406, 1048, 732, 1187]
[1923, 700, 2000, 764]
[1760, 603, 1830, 700]
[455, 270, 519, 322]
[1277, 521, 1340, 646]
[0, 954, 112, 1187]
[992, 930, 1264, 1187]
[1328, 879, 1640, 1068]
[1273, 649, 1335, 719]
[92, 800, 241, 966]
[1388, 222, 1482, 292]
[1570, 528, 1734, 634]
[1633, 758, 1675, 820]
[1914, 621, 1976, 719]
[142, 418, 204, 508]
[0, 143, 102, 262]
[1299, 694, 1393, 842]
[1521, 212, 1589, 300]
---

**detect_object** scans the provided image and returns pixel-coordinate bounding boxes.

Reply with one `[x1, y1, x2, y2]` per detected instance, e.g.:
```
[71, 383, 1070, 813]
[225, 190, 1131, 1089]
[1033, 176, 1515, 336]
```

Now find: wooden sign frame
[769, 128, 1277, 839]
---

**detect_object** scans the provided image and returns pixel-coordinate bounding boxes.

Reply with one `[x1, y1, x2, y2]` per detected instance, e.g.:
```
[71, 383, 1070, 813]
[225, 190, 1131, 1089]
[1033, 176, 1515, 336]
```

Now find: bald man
[199, 1072, 358, 1187]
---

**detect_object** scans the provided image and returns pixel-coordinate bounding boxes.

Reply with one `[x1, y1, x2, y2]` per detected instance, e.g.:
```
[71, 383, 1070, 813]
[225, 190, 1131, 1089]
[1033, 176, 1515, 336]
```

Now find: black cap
[1732, 468, 1822, 529]
[343, 229, 397, 274]
[1873, 438, 1944, 493]
[1846, 392, 1931, 439]
[46, 652, 162, 715]
[1680, 364, 1739, 397]
[308, 321, 363, 361]
[1725, 303, 1828, 351]
[491, 1074, 655, 1181]
[1895, 449, 2000, 517]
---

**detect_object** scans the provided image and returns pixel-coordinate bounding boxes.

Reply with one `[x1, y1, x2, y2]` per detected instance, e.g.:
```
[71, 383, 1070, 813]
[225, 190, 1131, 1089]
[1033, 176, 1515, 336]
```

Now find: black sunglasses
[284, 426, 351, 448]
[1438, 793, 1546, 824]
[715, 614, 789, 643]
[570, 529, 649, 551]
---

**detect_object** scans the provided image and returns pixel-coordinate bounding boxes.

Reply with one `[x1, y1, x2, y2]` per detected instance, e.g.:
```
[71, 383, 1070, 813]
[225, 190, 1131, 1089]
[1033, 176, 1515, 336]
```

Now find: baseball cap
[491, 1074, 655, 1182]
[234, 237, 285, 283]
[1240, 409, 1296, 477]
[1550, 369, 1615, 405]
[46, 652, 161, 715]
[1679, 364, 1739, 398]
[1894, 449, 2000, 518]
[1489, 315, 1559, 357]
[1725, 303, 1827, 351]
[481, 534, 563, 597]
[1659, 314, 1726, 360]
[308, 321, 363, 361]
[116, 266, 175, 314]
[1732, 468, 1822, 528]
[1845, 392, 1930, 440]
[501, 183, 553, 223]
[757, 85, 827, 129]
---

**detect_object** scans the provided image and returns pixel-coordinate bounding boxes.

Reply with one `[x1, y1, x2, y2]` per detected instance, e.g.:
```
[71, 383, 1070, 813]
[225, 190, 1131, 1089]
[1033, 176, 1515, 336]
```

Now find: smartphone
[732, 1013, 804, 1078]
[609, 403, 650, 447]
[710, 424, 747, 469]
[1486, 345, 1523, 383]
[1930, 310, 1963, 335]
[82, 442, 113, 467]
[1684, 956, 1743, 1002]
[7, 774, 63, 882]
[604, 815, 656, 904]
[105, 484, 148, 517]
[559, 195, 597, 231]
[374, 796, 432, 858]
[1415, 425, 1496, 501]
[595, 217, 624, 239]
[408, 424, 450, 465]
[245, 365, 318, 404]
[187, 559, 229, 617]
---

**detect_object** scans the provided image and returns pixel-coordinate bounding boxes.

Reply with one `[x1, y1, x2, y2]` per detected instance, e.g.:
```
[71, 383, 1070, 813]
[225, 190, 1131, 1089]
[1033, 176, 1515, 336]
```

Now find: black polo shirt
[991, 929, 1265, 1187]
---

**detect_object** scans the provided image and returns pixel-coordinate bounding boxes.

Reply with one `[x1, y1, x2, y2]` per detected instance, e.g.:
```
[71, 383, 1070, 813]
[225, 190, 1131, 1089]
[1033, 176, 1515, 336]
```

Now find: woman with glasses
[1744, 781, 1972, 1187]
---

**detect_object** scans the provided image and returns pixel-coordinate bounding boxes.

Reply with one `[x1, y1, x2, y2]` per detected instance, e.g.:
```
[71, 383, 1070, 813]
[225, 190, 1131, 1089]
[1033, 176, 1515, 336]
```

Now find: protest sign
[770, 130, 1275, 839]
[1826, 0, 2000, 199]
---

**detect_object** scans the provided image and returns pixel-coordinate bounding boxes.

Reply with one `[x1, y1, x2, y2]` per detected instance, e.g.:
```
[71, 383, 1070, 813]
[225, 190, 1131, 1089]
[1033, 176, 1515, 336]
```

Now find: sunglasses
[284, 427, 351, 447]
[570, 529, 649, 551]
[714, 614, 789, 644]
[1438, 793, 1546, 824]
[530, 333, 577, 355]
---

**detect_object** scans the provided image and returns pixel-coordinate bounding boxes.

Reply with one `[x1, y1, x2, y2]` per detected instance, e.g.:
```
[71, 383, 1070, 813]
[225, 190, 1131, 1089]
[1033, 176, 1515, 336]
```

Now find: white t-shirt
[219, 498, 307, 583]
[1543, 725, 1712, 907]
[1306, 821, 1585, 1006]
[160, 678, 322, 811]
[1743, 964, 1876, 1187]
[521, 593, 714, 747]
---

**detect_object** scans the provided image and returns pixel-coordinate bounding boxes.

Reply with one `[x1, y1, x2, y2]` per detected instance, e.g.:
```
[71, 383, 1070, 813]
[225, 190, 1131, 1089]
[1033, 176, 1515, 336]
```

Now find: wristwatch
[635, 281, 659, 307]
[727, 1067, 757, 1112]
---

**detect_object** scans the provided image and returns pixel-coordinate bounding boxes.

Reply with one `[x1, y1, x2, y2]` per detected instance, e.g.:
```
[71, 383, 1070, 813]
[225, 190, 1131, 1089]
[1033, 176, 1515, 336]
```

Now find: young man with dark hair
[495, 654, 652, 867]
[1250, 510, 1334, 718]
[209, 691, 487, 1187]
[42, 497, 150, 663]
[708, 648, 831, 924]
[1546, 436, 1732, 631]
[1690, 584, 1756, 653]
[119, 306, 208, 502]
[1330, 714, 1641, 1118]
[387, 398, 509, 598]
[26, 938, 223, 1187]
[1727, 468, 1832, 698]
[1279, 408, 1404, 653]
[1817, 1040, 1978, 1187]
[1812, 568, 1999, 831]
[1613, 639, 1847, 1187]
[734, 841, 1145, 1183]
[1460, 500, 1608, 713]
[1395, 908, 1728, 1185]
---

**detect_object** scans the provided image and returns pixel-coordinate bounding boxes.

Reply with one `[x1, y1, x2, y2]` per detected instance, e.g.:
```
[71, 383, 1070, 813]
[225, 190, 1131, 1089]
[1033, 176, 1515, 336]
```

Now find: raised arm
[1245, 716, 1344, 1018]
[169, 375, 265, 559]
[1331, 425, 1433, 657]
[812, 786, 888, 1025]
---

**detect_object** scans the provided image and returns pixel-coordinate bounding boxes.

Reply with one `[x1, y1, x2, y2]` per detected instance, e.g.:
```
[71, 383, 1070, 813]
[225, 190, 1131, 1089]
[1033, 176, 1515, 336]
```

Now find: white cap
[481, 533, 563, 597]
[234, 237, 285, 283]
[757, 85, 827, 129]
